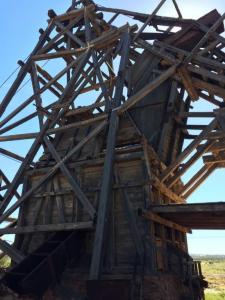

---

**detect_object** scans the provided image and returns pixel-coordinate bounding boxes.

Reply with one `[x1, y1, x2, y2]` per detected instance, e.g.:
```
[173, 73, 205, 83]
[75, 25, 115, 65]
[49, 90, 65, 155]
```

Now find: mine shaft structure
[0, 0, 225, 299]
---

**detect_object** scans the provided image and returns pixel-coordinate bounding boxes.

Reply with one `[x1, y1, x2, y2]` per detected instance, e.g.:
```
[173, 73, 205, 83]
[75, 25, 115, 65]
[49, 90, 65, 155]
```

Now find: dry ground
[200, 258, 225, 300]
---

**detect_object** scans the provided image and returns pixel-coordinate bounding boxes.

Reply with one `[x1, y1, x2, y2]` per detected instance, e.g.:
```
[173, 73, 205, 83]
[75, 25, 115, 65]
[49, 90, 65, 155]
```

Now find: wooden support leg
[91, 50, 111, 111]
[90, 110, 119, 280]
[113, 30, 131, 107]
[142, 139, 157, 273]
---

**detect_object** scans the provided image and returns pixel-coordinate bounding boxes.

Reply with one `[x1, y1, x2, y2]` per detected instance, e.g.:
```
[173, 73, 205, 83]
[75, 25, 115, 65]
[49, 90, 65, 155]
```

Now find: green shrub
[0, 256, 11, 269]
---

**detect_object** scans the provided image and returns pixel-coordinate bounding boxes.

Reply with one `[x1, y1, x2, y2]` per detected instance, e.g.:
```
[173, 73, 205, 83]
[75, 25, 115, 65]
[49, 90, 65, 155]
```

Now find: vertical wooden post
[114, 30, 131, 107]
[90, 110, 119, 279]
[89, 28, 134, 278]
[143, 139, 157, 273]
[30, 62, 44, 129]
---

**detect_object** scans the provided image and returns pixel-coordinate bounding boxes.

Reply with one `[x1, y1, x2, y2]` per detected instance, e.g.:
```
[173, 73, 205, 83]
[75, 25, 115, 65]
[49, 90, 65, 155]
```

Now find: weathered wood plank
[0, 51, 91, 216]
[44, 137, 96, 219]
[90, 110, 119, 280]
[0, 222, 93, 235]
[48, 4, 95, 22]
[140, 210, 191, 234]
[118, 65, 177, 114]
[0, 121, 107, 223]
[115, 170, 145, 263]
[151, 175, 185, 203]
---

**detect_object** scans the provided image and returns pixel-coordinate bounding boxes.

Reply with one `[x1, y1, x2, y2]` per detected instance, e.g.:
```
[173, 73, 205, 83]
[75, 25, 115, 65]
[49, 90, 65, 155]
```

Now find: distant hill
[192, 255, 225, 261]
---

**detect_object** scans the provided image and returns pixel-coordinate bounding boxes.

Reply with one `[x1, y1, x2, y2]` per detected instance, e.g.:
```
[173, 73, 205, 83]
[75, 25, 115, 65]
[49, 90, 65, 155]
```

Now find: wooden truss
[0, 0, 225, 283]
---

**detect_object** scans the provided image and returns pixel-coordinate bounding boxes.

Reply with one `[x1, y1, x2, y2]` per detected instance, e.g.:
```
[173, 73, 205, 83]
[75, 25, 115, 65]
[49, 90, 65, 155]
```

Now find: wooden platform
[150, 202, 225, 229]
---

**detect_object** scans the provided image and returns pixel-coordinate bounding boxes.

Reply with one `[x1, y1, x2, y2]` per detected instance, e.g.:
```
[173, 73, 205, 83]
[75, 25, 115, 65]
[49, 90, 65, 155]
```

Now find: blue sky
[0, 0, 225, 254]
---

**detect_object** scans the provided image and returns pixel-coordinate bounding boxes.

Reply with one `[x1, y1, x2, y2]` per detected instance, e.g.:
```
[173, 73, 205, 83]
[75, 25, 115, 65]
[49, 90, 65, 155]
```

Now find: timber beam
[139, 209, 191, 234]
[0, 222, 93, 235]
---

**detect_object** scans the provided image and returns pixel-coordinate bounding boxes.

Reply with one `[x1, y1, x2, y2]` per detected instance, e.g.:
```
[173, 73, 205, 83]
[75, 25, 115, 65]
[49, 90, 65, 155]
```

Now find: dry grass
[200, 258, 225, 300]
[205, 291, 225, 300]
